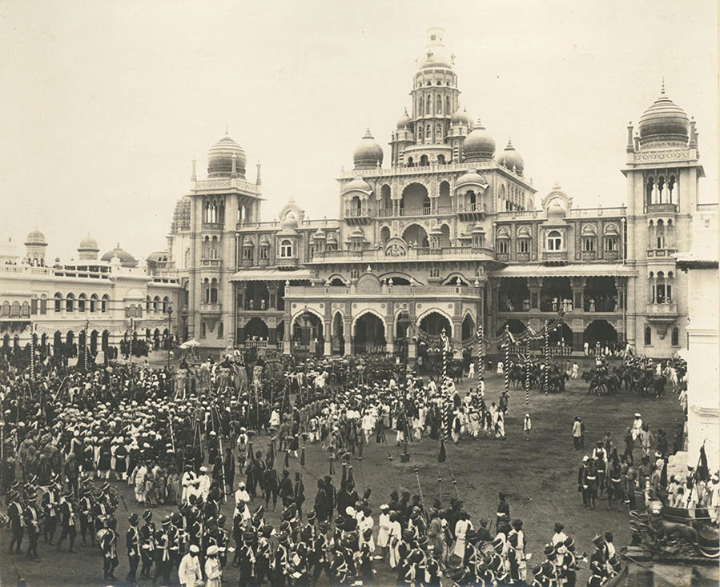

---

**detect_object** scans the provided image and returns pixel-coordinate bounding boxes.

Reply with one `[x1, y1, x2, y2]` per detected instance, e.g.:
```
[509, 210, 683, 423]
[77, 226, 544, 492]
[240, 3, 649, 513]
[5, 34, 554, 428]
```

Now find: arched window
[54, 293, 63, 313]
[10, 302, 20, 317]
[101, 294, 109, 312]
[163, 296, 169, 312]
[646, 176, 655, 206]
[21, 302, 30, 317]
[547, 230, 563, 251]
[426, 98, 431, 115]
[418, 96, 423, 117]
[446, 95, 450, 114]
[1, 301, 9, 316]
[671, 327, 679, 347]
[78, 293, 87, 312]
[644, 326, 652, 346]
[40, 294, 47, 315]
[90, 294, 98, 312]
[218, 322, 224, 338]
[203, 278, 210, 303]
[153, 296, 160, 311]
[280, 239, 293, 258]
[66, 293, 75, 313]
[210, 279, 218, 304]
[146, 295, 152, 311]
[436, 95, 442, 113]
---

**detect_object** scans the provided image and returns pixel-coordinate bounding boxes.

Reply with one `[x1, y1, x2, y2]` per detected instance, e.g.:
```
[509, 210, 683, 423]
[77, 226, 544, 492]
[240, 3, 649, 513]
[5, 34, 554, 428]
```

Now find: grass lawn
[0, 368, 683, 586]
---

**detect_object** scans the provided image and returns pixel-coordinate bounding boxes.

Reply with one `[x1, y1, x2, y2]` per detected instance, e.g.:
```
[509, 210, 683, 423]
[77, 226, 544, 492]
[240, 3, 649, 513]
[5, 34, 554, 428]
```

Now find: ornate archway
[353, 311, 386, 354]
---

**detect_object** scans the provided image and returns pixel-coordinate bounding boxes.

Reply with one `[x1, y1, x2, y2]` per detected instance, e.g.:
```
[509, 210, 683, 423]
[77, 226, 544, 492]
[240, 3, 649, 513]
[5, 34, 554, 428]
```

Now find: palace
[2, 28, 716, 362]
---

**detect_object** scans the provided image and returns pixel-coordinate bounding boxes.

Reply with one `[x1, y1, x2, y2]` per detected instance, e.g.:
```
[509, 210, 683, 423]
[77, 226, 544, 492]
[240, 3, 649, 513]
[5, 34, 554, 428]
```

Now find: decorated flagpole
[477, 323, 486, 413]
[441, 328, 450, 439]
[544, 320, 550, 394]
[503, 325, 510, 406]
[84, 319, 90, 370]
[30, 322, 36, 380]
[525, 343, 531, 407]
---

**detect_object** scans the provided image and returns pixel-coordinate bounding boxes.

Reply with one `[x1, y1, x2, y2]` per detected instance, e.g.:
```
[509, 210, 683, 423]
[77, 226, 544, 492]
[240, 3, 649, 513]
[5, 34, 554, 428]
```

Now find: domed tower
[353, 129, 384, 170]
[24, 229, 47, 265]
[390, 109, 415, 166]
[622, 81, 705, 356]
[405, 27, 459, 165]
[77, 233, 100, 261]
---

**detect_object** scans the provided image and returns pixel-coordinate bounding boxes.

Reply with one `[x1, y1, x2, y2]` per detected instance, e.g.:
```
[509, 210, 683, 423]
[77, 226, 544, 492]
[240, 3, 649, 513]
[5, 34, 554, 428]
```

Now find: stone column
[283, 316, 291, 354]
[324, 320, 332, 356]
[344, 318, 353, 356]
[572, 277, 586, 313]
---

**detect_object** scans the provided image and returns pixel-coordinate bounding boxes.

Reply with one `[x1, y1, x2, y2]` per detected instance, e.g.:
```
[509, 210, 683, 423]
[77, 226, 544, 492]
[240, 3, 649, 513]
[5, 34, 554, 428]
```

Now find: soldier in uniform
[56, 490, 77, 553]
[238, 529, 257, 587]
[100, 517, 119, 581]
[78, 485, 94, 546]
[140, 509, 156, 578]
[7, 490, 25, 554]
[126, 513, 141, 586]
[42, 477, 60, 545]
[154, 516, 173, 586]
[256, 525, 273, 586]
[274, 531, 291, 587]
[24, 494, 41, 561]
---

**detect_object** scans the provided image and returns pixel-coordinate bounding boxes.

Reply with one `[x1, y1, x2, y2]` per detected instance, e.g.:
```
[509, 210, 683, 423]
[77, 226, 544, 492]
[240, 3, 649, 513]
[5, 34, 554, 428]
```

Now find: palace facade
[3, 28, 716, 361]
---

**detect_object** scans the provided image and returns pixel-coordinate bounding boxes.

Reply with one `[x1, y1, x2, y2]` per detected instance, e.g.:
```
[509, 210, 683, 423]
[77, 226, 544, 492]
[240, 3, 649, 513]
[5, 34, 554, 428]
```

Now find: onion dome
[451, 107, 472, 125]
[207, 134, 247, 178]
[396, 109, 413, 130]
[471, 223, 485, 235]
[312, 228, 326, 240]
[326, 232, 338, 244]
[637, 83, 689, 145]
[462, 119, 496, 162]
[351, 227, 365, 238]
[353, 129, 384, 169]
[101, 244, 137, 268]
[498, 139, 524, 174]
[25, 229, 47, 246]
[342, 177, 373, 194]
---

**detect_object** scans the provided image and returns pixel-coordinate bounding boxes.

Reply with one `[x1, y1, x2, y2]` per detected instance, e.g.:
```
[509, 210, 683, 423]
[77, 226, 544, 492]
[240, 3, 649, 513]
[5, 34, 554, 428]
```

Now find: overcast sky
[1, 0, 717, 262]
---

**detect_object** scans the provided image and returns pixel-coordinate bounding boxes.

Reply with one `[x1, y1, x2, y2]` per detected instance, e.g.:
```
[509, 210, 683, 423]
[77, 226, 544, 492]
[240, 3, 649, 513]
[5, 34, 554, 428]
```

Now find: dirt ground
[0, 366, 683, 586]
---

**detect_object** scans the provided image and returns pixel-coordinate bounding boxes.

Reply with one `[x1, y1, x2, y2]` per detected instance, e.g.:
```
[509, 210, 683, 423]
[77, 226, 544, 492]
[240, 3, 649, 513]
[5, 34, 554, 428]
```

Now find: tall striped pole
[525, 343, 531, 406]
[544, 320, 550, 394]
[84, 319, 90, 370]
[30, 322, 36, 380]
[441, 329, 450, 439]
[503, 325, 510, 406]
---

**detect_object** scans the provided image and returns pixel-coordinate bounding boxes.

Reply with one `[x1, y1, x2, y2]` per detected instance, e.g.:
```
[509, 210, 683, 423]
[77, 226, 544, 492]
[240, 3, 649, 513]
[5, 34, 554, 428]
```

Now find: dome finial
[225, 123, 229, 135]
[661, 76, 665, 95]
[363, 128, 374, 139]
[475, 118, 485, 129]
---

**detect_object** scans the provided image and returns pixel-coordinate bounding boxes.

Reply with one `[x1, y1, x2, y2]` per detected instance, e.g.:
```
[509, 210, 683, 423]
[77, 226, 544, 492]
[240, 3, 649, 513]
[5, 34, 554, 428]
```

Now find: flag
[697, 444, 709, 480]
[438, 438, 447, 463]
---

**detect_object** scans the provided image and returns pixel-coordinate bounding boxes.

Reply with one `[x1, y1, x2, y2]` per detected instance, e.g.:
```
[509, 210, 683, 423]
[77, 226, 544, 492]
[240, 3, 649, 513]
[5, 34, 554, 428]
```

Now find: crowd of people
[0, 343, 704, 587]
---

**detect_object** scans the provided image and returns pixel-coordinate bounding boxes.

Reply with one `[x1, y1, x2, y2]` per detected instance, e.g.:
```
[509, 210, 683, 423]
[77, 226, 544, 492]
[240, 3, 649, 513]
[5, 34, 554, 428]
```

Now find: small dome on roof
[326, 232, 338, 243]
[278, 215, 299, 236]
[471, 223, 485, 234]
[101, 244, 137, 267]
[79, 233, 99, 251]
[207, 134, 247, 178]
[353, 130, 384, 169]
[637, 84, 689, 145]
[259, 235, 271, 246]
[451, 107, 472, 125]
[463, 120, 496, 162]
[396, 109, 413, 130]
[312, 228, 326, 240]
[351, 227, 364, 238]
[25, 229, 47, 246]
[498, 139, 524, 174]
[548, 201, 566, 219]
[342, 177, 373, 194]
[456, 170, 487, 188]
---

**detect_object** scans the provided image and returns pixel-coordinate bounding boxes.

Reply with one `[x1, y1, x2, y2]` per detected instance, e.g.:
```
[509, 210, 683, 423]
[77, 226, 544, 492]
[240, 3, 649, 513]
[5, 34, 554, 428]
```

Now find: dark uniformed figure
[42, 480, 60, 545]
[153, 516, 173, 586]
[140, 510, 156, 578]
[78, 486, 94, 545]
[126, 513, 141, 585]
[8, 491, 25, 554]
[24, 495, 41, 561]
[56, 490, 77, 553]
[101, 517, 119, 581]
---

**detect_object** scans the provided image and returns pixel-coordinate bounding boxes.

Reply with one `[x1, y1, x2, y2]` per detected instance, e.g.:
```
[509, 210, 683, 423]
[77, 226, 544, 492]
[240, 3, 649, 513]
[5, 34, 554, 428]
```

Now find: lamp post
[167, 304, 173, 369]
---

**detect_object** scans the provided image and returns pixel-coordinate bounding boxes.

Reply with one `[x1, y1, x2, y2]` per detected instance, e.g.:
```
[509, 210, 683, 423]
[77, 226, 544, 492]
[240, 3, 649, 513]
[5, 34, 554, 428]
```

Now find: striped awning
[491, 263, 637, 278]
[229, 269, 314, 282]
